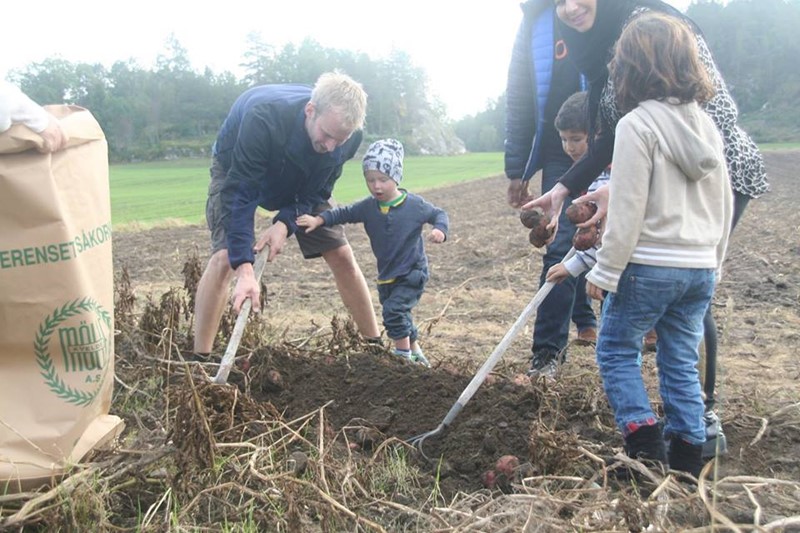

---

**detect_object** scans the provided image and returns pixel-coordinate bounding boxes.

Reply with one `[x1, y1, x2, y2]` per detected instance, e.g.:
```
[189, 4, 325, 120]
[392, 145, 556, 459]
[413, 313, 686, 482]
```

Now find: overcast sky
[3, 0, 692, 120]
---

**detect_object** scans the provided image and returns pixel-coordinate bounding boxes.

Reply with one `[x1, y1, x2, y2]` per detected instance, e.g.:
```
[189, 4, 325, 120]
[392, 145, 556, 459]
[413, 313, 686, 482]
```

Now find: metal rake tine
[407, 426, 443, 461]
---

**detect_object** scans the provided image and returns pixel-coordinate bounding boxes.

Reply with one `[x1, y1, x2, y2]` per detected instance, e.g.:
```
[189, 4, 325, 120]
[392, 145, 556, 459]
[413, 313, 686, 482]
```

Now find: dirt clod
[264, 369, 284, 391]
[287, 451, 309, 476]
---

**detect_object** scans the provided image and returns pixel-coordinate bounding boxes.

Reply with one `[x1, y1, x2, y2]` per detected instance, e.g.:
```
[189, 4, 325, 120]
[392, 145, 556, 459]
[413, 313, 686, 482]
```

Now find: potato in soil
[566, 202, 597, 224]
[481, 470, 498, 489]
[495, 455, 520, 479]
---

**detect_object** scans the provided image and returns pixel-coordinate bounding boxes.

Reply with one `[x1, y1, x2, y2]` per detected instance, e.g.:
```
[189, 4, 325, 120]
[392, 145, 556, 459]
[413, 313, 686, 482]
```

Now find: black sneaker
[527, 350, 559, 378]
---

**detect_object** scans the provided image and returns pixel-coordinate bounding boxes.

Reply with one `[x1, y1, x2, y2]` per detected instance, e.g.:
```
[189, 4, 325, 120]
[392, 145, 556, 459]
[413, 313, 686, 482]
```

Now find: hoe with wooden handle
[212, 249, 269, 385]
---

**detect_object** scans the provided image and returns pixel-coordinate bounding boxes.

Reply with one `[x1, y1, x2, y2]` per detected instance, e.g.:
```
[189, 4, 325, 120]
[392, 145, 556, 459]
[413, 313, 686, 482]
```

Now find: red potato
[572, 226, 601, 251]
[566, 201, 598, 224]
[529, 225, 554, 248]
[520, 208, 545, 229]
[494, 455, 520, 479]
[522, 208, 554, 247]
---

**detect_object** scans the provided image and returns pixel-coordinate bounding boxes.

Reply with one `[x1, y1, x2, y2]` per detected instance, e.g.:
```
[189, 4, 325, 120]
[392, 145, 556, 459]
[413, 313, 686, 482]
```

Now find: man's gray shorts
[206, 158, 348, 260]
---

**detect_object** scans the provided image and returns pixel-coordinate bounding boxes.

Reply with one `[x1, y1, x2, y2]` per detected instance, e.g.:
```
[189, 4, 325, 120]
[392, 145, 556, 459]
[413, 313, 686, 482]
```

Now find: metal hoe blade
[407, 248, 576, 460]
[211, 249, 269, 385]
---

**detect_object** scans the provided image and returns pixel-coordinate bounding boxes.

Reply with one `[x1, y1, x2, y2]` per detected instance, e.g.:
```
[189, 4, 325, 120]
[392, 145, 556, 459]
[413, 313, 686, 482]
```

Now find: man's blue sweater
[214, 84, 362, 269]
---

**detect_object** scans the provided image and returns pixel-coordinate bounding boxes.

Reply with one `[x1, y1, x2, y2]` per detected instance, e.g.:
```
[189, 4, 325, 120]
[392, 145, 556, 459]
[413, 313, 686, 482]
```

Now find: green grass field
[110, 153, 504, 228]
[109, 142, 796, 228]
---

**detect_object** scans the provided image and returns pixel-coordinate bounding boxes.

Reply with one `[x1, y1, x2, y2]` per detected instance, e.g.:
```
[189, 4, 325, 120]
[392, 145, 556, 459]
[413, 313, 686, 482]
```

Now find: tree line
[11, 35, 435, 162]
[9, 0, 800, 161]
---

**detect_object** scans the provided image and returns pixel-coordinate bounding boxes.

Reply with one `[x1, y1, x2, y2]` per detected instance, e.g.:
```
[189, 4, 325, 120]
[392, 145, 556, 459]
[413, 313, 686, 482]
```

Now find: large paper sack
[0, 105, 123, 492]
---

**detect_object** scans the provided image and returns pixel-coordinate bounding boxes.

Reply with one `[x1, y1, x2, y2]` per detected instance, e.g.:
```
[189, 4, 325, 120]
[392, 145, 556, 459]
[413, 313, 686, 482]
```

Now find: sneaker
[527, 350, 559, 378]
[410, 349, 431, 368]
[702, 410, 728, 459]
[643, 329, 657, 353]
[392, 349, 413, 362]
[393, 348, 430, 367]
[576, 327, 597, 345]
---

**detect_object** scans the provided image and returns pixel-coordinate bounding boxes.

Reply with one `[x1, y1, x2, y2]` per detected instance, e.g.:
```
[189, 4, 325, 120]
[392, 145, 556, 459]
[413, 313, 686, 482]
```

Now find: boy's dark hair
[554, 91, 589, 133]
[610, 12, 715, 114]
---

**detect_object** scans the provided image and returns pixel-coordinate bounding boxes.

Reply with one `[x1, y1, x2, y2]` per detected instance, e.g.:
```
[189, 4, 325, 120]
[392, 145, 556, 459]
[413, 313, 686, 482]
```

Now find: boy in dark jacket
[504, 0, 596, 375]
[297, 139, 448, 366]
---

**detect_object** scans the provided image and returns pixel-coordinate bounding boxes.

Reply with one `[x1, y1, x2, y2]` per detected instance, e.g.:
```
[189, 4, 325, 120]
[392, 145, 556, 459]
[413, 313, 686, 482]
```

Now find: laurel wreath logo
[34, 297, 112, 406]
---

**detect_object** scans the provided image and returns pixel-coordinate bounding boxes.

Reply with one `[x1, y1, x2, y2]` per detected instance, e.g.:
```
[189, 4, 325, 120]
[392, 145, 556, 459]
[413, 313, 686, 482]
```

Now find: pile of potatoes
[519, 202, 601, 251]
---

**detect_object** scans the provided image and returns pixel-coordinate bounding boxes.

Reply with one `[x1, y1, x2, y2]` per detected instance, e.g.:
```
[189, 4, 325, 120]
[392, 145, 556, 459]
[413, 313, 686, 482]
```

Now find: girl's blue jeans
[596, 263, 716, 445]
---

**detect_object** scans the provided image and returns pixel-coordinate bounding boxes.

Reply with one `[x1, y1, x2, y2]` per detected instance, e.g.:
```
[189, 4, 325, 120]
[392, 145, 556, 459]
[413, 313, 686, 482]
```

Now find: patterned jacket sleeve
[564, 246, 597, 278]
[694, 34, 769, 198]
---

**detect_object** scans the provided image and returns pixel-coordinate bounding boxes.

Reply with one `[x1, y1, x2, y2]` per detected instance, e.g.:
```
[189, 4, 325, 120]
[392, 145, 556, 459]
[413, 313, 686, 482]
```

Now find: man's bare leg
[322, 244, 380, 338]
[193, 249, 235, 354]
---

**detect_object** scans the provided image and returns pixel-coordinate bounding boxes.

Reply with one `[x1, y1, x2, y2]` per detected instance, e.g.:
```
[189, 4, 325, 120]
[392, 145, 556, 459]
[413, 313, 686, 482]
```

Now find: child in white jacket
[585, 12, 733, 478]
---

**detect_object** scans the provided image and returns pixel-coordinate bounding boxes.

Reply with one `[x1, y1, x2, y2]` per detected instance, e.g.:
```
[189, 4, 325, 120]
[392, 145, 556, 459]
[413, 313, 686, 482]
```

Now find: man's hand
[255, 221, 289, 262]
[37, 115, 68, 153]
[296, 214, 324, 233]
[506, 178, 532, 208]
[546, 263, 570, 284]
[231, 262, 260, 313]
[522, 182, 570, 244]
[587, 280, 605, 301]
[574, 184, 609, 229]
[428, 228, 446, 243]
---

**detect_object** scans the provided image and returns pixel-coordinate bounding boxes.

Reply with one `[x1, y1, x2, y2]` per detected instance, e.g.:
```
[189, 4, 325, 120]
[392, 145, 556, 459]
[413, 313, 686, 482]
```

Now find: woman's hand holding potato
[572, 184, 609, 229]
